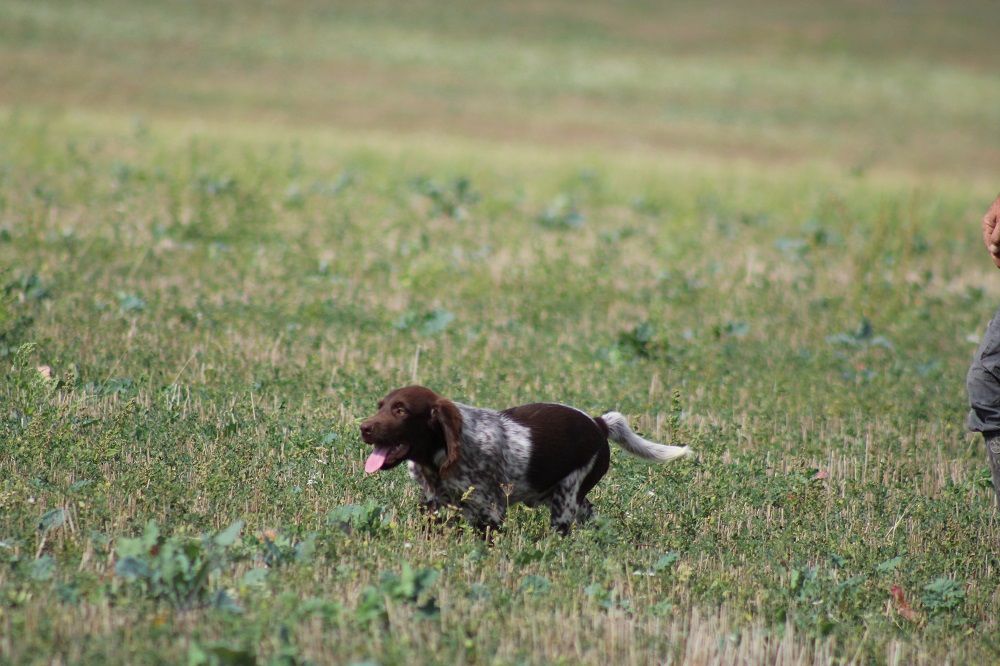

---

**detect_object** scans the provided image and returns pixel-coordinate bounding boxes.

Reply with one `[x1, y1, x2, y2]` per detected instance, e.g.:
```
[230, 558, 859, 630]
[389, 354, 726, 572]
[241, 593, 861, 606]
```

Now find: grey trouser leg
[987, 435, 1000, 510]
[967, 309, 1000, 507]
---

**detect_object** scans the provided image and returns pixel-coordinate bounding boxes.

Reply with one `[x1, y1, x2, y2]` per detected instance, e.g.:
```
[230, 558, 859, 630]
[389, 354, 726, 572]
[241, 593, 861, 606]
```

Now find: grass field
[2, 1, 1000, 664]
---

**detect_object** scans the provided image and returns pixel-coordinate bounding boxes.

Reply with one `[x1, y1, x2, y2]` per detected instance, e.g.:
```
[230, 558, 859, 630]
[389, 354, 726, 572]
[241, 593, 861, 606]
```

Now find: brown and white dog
[359, 386, 690, 534]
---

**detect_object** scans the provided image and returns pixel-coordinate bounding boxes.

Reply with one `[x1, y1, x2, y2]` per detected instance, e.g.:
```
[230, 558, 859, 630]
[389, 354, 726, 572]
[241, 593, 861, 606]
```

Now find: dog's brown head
[359, 385, 462, 475]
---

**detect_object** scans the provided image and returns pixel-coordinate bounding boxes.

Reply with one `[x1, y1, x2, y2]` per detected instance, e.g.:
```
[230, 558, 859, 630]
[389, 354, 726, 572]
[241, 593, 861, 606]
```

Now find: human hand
[983, 195, 1000, 269]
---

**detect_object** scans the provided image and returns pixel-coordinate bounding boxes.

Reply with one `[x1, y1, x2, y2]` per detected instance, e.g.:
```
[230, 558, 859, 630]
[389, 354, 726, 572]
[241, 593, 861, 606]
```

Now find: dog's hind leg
[547, 450, 605, 534]
[547, 482, 581, 535]
[575, 443, 609, 525]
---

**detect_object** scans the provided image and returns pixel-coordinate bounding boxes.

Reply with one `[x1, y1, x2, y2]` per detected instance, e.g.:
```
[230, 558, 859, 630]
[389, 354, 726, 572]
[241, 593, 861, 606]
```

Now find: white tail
[600, 411, 691, 462]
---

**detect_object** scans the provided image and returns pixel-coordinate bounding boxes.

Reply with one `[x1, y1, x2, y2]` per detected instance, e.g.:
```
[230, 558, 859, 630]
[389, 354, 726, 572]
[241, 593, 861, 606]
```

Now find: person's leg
[986, 434, 1000, 510]
[967, 310, 1000, 508]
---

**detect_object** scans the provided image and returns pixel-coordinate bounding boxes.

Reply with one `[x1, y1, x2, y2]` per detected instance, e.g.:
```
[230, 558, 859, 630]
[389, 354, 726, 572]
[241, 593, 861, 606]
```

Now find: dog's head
[359, 385, 462, 475]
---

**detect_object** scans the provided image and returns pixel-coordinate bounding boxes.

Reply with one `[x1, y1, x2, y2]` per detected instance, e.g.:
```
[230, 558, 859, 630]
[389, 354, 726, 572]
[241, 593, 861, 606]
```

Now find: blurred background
[3, 0, 999, 184]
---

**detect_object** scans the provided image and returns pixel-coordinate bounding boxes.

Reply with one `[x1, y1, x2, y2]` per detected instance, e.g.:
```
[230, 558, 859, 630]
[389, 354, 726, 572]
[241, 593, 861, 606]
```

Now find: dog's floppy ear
[431, 399, 462, 476]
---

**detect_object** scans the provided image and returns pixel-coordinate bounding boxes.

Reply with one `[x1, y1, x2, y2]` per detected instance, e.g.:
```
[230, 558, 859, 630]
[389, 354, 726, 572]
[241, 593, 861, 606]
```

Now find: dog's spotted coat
[360, 386, 690, 534]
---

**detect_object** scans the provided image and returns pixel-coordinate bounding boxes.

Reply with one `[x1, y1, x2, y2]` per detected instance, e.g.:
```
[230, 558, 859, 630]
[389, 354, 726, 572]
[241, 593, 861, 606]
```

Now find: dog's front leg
[461, 492, 506, 541]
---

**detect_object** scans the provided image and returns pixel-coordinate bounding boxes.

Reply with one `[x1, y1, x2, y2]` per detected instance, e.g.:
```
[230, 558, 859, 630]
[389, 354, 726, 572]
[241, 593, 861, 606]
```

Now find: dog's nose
[360, 423, 373, 438]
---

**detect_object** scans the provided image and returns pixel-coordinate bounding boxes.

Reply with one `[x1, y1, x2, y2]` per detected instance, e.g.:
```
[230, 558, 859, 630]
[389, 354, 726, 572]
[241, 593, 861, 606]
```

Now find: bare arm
[983, 195, 1000, 269]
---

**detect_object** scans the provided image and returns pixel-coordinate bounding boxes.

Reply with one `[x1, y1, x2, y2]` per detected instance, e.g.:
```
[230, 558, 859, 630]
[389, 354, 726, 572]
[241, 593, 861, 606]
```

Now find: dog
[359, 385, 690, 534]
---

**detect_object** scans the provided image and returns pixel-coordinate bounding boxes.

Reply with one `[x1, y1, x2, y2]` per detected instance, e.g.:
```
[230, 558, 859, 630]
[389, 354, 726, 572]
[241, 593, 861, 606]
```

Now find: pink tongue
[365, 446, 391, 474]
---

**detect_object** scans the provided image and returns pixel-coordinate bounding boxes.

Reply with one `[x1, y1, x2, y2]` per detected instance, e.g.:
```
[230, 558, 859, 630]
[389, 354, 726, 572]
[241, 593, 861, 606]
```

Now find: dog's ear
[431, 399, 462, 476]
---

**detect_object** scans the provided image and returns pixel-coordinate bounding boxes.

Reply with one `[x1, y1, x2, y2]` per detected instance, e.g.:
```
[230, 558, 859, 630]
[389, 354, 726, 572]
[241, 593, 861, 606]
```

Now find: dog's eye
[392, 404, 408, 416]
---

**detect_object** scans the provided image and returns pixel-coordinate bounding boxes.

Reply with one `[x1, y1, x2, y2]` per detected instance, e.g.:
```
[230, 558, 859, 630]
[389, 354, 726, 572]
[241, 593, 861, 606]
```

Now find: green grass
[2, 1, 1000, 664]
